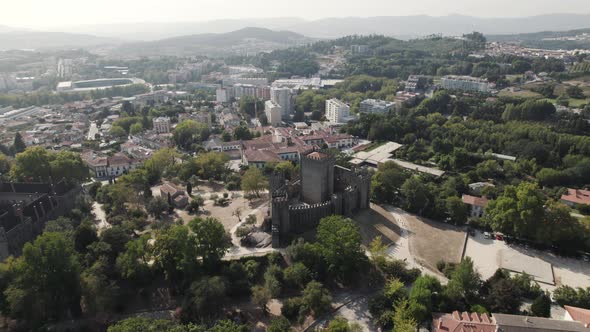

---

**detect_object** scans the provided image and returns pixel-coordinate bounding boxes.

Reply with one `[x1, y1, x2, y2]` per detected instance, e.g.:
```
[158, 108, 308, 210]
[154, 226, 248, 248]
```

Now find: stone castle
[269, 150, 371, 247]
[0, 180, 80, 260]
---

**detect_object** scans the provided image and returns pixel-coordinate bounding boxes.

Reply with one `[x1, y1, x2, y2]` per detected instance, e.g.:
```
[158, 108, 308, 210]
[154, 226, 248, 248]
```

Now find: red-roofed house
[561, 189, 590, 207]
[432, 311, 497, 332]
[565, 305, 590, 328]
[462, 194, 489, 218]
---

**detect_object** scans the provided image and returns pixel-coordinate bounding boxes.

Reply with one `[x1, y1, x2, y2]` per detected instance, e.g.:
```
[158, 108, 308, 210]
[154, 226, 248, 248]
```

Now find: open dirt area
[368, 205, 466, 281]
[406, 212, 466, 271]
[465, 230, 590, 291]
[353, 203, 401, 247]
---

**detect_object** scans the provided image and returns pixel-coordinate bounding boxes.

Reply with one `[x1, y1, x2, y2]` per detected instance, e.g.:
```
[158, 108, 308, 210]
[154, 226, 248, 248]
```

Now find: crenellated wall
[270, 150, 371, 248]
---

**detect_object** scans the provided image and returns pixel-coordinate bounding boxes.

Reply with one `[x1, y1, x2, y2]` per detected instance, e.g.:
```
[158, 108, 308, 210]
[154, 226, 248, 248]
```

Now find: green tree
[444, 257, 481, 306]
[9, 146, 51, 181]
[283, 262, 312, 289]
[80, 257, 120, 314]
[173, 120, 209, 150]
[530, 292, 551, 317]
[147, 196, 169, 218]
[302, 281, 332, 317]
[392, 300, 418, 332]
[241, 167, 268, 198]
[445, 196, 468, 225]
[12, 132, 26, 153]
[152, 225, 198, 282]
[566, 85, 585, 99]
[74, 220, 98, 253]
[268, 316, 293, 332]
[401, 176, 431, 214]
[5, 232, 81, 325]
[116, 235, 152, 283]
[130, 122, 143, 135]
[188, 217, 231, 269]
[251, 285, 272, 314]
[183, 276, 227, 321]
[316, 215, 364, 280]
[0, 153, 11, 175]
[327, 317, 362, 332]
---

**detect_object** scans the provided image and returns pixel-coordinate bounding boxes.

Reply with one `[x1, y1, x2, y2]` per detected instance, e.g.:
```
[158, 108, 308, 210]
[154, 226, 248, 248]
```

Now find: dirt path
[92, 201, 110, 234]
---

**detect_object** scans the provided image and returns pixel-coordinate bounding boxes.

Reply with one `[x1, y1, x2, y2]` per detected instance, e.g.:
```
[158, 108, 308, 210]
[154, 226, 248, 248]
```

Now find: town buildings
[441, 75, 492, 93]
[350, 45, 370, 55]
[359, 99, 396, 114]
[153, 117, 171, 134]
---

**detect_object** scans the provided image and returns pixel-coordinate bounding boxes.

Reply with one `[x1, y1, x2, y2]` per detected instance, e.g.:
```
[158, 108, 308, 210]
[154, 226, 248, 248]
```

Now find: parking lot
[465, 231, 590, 291]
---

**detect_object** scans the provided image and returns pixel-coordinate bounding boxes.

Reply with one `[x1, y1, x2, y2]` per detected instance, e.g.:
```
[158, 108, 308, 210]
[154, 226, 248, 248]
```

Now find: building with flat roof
[441, 75, 491, 93]
[494, 313, 590, 332]
[359, 99, 396, 114]
[325, 98, 351, 124]
[153, 117, 171, 134]
[265, 100, 282, 127]
[271, 87, 293, 119]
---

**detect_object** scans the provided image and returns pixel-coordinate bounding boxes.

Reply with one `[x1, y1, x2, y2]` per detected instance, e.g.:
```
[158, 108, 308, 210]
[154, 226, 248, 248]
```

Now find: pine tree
[13, 132, 26, 153]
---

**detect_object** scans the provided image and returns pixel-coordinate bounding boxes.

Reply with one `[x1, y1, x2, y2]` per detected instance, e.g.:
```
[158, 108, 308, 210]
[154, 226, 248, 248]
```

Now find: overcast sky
[3, 0, 590, 29]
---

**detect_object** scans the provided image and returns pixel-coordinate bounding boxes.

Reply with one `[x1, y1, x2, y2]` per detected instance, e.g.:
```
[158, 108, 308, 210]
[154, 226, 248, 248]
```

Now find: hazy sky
[3, 0, 590, 29]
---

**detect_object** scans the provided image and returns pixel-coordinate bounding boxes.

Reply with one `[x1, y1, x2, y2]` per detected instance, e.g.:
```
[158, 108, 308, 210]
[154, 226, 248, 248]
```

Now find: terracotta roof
[307, 151, 328, 160]
[108, 153, 133, 167]
[160, 183, 182, 195]
[561, 189, 590, 205]
[244, 149, 281, 163]
[565, 306, 590, 327]
[432, 311, 496, 332]
[462, 194, 489, 208]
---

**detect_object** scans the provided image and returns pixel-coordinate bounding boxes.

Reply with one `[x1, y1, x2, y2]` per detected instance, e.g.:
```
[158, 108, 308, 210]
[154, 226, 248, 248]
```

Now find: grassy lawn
[498, 89, 542, 98]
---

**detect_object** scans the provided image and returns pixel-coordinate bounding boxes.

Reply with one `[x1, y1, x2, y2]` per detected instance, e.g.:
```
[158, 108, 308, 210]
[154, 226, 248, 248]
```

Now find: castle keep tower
[300, 151, 335, 204]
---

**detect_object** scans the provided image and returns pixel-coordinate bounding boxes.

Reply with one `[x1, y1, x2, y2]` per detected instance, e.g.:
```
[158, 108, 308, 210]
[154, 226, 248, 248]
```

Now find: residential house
[561, 189, 590, 207]
[564, 305, 590, 328]
[159, 183, 188, 208]
[462, 194, 489, 218]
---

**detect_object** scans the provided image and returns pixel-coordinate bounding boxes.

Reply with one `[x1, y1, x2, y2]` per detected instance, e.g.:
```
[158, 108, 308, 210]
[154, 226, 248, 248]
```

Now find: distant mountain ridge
[50, 14, 590, 40]
[110, 27, 314, 57]
[0, 30, 120, 51]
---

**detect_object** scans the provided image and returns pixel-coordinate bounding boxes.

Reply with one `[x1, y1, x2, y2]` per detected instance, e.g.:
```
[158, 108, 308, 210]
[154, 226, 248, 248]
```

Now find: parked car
[484, 232, 492, 239]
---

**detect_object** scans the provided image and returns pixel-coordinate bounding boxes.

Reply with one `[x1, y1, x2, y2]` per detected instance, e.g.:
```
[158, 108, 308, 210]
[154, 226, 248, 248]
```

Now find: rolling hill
[0, 30, 120, 51]
[111, 27, 314, 57]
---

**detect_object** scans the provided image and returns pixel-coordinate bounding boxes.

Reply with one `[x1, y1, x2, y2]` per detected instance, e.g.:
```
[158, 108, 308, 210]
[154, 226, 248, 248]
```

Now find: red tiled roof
[565, 305, 590, 327]
[160, 183, 182, 195]
[432, 311, 496, 332]
[244, 149, 281, 163]
[307, 151, 328, 160]
[462, 194, 489, 207]
[561, 189, 590, 205]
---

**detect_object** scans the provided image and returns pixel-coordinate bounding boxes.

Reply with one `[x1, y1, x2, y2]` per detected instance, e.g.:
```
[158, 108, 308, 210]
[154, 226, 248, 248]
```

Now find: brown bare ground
[405, 214, 466, 271]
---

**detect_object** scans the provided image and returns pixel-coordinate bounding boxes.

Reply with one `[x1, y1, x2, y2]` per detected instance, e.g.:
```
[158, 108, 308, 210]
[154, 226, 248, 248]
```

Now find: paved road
[92, 201, 110, 234]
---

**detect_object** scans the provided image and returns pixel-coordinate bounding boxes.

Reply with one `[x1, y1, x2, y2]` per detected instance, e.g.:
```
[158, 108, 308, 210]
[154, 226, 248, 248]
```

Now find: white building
[359, 99, 396, 114]
[216, 88, 231, 103]
[270, 87, 293, 120]
[153, 117, 171, 134]
[265, 100, 283, 127]
[57, 58, 73, 78]
[325, 98, 351, 124]
[441, 75, 491, 93]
